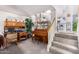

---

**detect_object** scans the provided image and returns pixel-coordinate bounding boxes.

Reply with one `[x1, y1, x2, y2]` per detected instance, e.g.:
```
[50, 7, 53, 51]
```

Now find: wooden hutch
[32, 21, 49, 43]
[4, 19, 27, 43]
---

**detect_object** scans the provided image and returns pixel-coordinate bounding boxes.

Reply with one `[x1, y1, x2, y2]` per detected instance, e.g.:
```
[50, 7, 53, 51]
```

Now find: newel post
[77, 15, 79, 48]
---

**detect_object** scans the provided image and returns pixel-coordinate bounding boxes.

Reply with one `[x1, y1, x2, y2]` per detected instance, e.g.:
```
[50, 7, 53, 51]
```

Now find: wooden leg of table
[17, 33, 20, 42]
[3, 38, 8, 48]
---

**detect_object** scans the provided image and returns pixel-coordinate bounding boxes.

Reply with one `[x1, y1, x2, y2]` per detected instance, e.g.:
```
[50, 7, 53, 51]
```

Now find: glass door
[72, 14, 78, 32]
[57, 17, 66, 32]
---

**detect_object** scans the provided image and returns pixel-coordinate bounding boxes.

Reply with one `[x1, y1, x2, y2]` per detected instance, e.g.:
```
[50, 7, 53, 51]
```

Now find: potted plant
[25, 18, 34, 38]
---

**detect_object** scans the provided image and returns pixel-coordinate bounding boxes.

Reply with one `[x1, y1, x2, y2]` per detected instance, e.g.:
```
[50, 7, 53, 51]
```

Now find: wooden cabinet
[17, 32, 28, 41]
[32, 29, 48, 43]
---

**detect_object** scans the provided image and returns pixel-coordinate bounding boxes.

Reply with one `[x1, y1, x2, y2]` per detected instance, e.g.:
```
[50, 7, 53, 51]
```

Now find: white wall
[0, 18, 4, 35]
[0, 11, 20, 21]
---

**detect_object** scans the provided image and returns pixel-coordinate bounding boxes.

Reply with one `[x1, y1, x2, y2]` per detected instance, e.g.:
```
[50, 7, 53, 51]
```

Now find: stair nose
[49, 32, 79, 54]
[55, 33, 78, 40]
[52, 41, 78, 50]
[54, 37, 78, 47]
[52, 41, 79, 53]
[49, 46, 73, 54]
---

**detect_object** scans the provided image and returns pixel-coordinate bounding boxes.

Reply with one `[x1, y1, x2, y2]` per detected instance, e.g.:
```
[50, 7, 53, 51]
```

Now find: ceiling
[53, 5, 78, 17]
[0, 5, 55, 17]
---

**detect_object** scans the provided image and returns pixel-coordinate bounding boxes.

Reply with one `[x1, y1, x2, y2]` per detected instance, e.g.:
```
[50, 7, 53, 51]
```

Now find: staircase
[49, 32, 79, 54]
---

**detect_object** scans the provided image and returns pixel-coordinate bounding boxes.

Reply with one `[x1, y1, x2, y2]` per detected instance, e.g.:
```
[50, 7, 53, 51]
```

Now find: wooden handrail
[48, 17, 56, 31]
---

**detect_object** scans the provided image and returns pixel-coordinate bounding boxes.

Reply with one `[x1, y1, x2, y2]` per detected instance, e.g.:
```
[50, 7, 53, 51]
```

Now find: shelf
[4, 20, 25, 28]
[36, 21, 49, 29]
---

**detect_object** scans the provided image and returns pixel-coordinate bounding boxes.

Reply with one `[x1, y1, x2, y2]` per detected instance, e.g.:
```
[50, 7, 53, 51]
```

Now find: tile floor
[0, 38, 50, 54]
